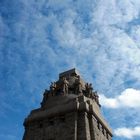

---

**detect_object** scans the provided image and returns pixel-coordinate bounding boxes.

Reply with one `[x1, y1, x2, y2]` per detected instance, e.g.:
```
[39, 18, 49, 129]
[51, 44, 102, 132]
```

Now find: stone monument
[22, 68, 113, 140]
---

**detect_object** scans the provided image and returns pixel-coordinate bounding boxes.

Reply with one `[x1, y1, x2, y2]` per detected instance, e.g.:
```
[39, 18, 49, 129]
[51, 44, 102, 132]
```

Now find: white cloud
[99, 88, 140, 108]
[93, 0, 140, 25]
[130, 25, 140, 48]
[114, 126, 140, 139]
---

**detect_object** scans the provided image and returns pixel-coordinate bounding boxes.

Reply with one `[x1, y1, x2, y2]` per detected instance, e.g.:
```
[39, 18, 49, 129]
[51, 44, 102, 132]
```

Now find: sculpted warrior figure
[94, 91, 99, 104]
[85, 83, 93, 97]
[41, 89, 49, 107]
[50, 82, 56, 96]
[61, 77, 69, 95]
[75, 75, 83, 95]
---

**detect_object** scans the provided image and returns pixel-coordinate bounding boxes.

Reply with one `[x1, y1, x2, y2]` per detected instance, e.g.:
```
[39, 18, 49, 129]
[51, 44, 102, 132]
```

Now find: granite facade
[23, 69, 113, 140]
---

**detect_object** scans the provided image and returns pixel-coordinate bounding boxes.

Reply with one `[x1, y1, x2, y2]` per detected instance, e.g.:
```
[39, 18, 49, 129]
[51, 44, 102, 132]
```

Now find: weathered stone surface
[23, 69, 113, 140]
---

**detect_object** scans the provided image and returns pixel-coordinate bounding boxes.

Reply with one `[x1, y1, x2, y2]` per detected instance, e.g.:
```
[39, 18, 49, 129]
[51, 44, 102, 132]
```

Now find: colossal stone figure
[41, 89, 49, 107]
[85, 83, 93, 97]
[61, 77, 69, 95]
[94, 91, 100, 105]
[50, 82, 56, 96]
[75, 75, 83, 95]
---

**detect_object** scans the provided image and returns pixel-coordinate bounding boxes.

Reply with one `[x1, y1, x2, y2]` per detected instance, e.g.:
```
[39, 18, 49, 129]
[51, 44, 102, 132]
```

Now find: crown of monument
[23, 68, 113, 140]
[41, 68, 100, 108]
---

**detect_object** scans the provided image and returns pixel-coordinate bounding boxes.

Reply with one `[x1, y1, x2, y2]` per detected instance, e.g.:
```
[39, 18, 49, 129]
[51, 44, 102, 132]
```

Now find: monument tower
[23, 68, 113, 140]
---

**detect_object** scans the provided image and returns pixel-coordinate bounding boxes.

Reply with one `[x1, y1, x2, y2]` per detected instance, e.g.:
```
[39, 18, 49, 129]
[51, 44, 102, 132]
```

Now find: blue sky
[0, 0, 140, 140]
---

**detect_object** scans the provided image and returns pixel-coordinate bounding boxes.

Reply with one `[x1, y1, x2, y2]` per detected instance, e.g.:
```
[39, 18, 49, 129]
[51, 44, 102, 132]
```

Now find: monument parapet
[41, 68, 100, 108]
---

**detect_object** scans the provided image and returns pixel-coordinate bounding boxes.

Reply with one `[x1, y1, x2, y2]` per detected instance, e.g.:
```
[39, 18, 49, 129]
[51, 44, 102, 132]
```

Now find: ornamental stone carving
[40, 68, 101, 107]
[50, 82, 56, 96]
[61, 77, 69, 95]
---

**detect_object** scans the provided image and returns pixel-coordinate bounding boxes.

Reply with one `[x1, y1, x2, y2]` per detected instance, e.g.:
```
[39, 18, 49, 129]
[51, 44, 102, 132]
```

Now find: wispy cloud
[1, 0, 140, 140]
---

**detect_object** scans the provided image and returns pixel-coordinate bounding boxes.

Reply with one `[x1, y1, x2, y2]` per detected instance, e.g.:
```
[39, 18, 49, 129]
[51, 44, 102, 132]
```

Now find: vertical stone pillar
[77, 112, 91, 140]
[65, 112, 78, 140]
[88, 114, 96, 140]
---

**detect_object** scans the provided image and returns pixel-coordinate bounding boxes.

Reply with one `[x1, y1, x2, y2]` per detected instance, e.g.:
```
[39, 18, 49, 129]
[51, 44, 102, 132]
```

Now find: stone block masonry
[23, 68, 113, 140]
